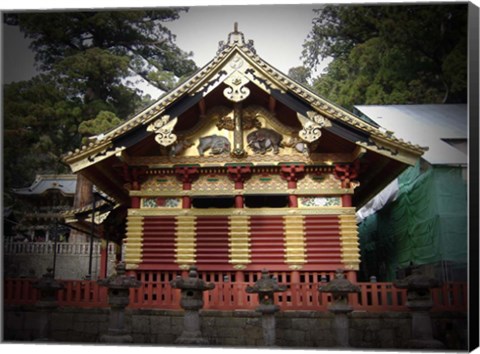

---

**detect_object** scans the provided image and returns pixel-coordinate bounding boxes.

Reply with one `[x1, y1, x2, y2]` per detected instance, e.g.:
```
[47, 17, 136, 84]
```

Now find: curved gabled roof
[13, 174, 77, 196]
[63, 27, 425, 171]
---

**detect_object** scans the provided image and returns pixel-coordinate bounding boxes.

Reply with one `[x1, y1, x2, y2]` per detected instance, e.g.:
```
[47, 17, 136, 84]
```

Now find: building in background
[354, 104, 467, 282]
[5, 174, 116, 278]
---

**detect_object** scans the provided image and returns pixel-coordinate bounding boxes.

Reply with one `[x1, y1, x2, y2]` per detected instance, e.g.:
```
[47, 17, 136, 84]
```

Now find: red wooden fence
[4, 276, 467, 312]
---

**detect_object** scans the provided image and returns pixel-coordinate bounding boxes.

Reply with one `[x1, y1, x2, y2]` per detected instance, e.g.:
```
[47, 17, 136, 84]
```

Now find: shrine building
[63, 27, 425, 286]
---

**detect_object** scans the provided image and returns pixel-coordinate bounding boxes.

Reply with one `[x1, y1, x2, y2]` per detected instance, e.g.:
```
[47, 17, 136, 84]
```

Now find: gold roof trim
[63, 27, 425, 167]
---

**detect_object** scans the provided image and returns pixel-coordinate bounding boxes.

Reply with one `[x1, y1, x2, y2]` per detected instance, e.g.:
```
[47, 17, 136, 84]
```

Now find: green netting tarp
[358, 162, 467, 281]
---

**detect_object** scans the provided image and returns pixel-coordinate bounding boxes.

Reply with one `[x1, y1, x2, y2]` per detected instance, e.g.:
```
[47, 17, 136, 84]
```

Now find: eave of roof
[63, 30, 426, 171]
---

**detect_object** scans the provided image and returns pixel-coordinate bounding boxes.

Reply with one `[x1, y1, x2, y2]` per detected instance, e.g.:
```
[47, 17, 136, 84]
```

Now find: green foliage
[302, 4, 467, 109]
[287, 66, 312, 87]
[3, 75, 82, 192]
[78, 111, 122, 144]
[3, 9, 197, 201]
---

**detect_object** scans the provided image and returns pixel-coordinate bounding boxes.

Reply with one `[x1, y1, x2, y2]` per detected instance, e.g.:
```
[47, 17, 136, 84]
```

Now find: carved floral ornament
[297, 111, 331, 143]
[146, 115, 178, 147]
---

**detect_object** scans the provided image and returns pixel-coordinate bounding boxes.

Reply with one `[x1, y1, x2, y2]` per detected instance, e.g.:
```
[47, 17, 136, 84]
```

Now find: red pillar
[175, 166, 199, 209]
[227, 165, 252, 209]
[341, 194, 352, 207]
[291, 270, 300, 284]
[280, 164, 305, 207]
[334, 161, 360, 208]
[346, 270, 357, 283]
[182, 196, 191, 209]
[235, 195, 244, 208]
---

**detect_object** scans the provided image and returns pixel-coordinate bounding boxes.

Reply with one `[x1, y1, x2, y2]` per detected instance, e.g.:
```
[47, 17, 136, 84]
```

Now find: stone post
[170, 266, 215, 345]
[32, 268, 64, 341]
[98, 262, 141, 343]
[246, 269, 287, 346]
[394, 268, 445, 349]
[318, 269, 360, 348]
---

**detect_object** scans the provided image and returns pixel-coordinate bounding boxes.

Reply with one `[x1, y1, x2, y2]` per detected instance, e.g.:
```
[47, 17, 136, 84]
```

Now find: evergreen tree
[3, 9, 197, 201]
[302, 4, 467, 109]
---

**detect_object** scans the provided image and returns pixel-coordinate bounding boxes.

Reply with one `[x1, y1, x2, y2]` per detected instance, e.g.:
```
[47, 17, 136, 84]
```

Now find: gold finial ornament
[217, 22, 256, 53]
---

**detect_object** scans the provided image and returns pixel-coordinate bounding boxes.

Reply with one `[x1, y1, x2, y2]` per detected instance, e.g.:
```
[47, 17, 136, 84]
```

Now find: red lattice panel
[249, 216, 285, 265]
[195, 216, 230, 264]
[141, 217, 177, 265]
[304, 215, 343, 265]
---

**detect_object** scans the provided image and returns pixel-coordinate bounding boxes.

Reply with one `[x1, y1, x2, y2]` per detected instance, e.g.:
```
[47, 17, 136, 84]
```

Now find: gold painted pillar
[232, 102, 245, 157]
[175, 216, 196, 269]
[339, 214, 360, 273]
[124, 214, 144, 270]
[283, 215, 306, 269]
[228, 215, 250, 269]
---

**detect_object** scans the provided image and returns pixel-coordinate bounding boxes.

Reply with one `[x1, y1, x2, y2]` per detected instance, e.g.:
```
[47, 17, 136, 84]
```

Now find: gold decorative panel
[244, 173, 287, 194]
[296, 173, 343, 194]
[192, 174, 235, 194]
[141, 175, 182, 193]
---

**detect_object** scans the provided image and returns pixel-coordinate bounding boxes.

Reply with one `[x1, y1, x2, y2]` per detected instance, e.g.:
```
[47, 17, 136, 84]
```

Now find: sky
[2, 3, 324, 98]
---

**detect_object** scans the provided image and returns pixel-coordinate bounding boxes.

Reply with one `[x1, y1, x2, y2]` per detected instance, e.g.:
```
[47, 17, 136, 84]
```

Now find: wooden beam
[269, 96, 276, 113]
[198, 98, 206, 116]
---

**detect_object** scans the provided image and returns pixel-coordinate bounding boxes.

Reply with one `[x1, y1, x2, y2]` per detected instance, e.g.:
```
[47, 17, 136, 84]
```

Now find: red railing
[3, 277, 467, 312]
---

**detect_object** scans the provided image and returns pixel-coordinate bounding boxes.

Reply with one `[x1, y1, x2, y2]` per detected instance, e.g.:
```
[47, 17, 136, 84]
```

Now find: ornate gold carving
[244, 174, 287, 194]
[141, 175, 182, 193]
[296, 173, 342, 192]
[223, 72, 250, 102]
[146, 115, 178, 147]
[229, 53, 244, 70]
[217, 113, 261, 131]
[297, 111, 331, 143]
[193, 174, 235, 194]
[289, 265, 304, 270]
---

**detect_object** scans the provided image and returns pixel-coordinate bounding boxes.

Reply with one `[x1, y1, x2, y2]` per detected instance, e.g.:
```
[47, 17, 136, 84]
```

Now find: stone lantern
[394, 268, 444, 349]
[32, 268, 64, 341]
[170, 266, 215, 345]
[246, 269, 287, 346]
[98, 262, 141, 343]
[318, 269, 360, 347]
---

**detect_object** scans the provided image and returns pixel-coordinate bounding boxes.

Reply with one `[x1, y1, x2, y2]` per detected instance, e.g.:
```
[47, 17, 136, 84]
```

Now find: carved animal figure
[169, 139, 193, 157]
[247, 128, 283, 154]
[197, 135, 231, 156]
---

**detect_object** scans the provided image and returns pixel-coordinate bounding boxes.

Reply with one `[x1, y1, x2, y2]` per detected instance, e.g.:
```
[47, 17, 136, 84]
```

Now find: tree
[287, 66, 312, 87]
[302, 4, 467, 109]
[3, 75, 81, 195]
[3, 9, 197, 203]
[4, 10, 197, 120]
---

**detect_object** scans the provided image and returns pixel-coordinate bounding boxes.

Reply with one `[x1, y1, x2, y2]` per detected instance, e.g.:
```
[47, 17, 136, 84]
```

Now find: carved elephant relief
[247, 128, 283, 154]
[197, 135, 231, 156]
